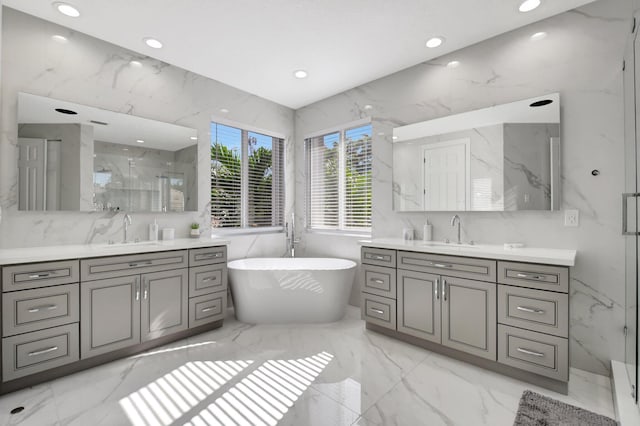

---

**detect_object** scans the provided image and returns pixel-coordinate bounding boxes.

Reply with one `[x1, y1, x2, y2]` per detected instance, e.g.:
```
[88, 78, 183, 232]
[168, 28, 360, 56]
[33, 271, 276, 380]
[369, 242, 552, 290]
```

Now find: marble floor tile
[0, 306, 617, 426]
[0, 383, 59, 426]
[361, 351, 616, 426]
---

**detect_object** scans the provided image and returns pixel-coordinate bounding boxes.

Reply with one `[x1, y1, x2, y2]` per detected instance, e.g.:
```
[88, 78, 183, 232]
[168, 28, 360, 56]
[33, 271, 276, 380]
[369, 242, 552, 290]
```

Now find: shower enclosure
[623, 12, 639, 405]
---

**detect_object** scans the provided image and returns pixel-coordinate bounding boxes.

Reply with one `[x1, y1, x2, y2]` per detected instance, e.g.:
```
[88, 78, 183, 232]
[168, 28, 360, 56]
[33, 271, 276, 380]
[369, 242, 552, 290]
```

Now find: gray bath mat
[513, 390, 616, 426]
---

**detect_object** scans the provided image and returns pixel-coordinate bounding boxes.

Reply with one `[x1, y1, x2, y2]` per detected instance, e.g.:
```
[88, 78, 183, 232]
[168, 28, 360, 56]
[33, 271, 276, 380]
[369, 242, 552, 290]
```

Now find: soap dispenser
[149, 218, 159, 241]
[423, 220, 433, 241]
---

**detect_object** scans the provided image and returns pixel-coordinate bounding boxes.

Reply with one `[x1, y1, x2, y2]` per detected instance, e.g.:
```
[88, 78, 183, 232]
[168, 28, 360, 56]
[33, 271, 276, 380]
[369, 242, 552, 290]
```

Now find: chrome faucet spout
[123, 213, 132, 243]
[451, 214, 461, 245]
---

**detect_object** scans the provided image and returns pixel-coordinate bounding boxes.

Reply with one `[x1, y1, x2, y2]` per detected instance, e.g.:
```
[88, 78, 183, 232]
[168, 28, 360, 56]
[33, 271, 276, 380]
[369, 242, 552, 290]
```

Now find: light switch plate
[564, 209, 579, 227]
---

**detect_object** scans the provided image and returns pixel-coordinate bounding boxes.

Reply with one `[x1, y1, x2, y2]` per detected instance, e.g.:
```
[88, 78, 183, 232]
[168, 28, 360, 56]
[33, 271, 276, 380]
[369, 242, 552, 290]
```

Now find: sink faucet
[451, 214, 461, 245]
[123, 213, 132, 243]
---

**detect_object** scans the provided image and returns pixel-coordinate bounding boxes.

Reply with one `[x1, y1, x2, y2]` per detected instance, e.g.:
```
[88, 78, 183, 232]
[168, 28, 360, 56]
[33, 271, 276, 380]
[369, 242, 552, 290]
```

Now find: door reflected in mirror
[392, 93, 561, 212]
[17, 93, 198, 212]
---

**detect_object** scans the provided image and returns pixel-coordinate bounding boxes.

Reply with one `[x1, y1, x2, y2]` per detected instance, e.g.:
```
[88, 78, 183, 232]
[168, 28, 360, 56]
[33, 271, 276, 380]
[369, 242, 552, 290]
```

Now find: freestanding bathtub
[228, 257, 356, 323]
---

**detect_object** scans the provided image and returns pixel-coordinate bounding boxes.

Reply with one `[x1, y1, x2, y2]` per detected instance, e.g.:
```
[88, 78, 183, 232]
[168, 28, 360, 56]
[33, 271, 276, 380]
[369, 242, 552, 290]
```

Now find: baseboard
[611, 360, 640, 425]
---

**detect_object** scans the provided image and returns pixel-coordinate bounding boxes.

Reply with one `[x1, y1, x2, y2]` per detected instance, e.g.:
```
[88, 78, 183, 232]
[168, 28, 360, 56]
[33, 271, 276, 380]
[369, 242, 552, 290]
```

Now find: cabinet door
[441, 277, 496, 360]
[141, 269, 188, 342]
[397, 269, 441, 343]
[81, 276, 141, 359]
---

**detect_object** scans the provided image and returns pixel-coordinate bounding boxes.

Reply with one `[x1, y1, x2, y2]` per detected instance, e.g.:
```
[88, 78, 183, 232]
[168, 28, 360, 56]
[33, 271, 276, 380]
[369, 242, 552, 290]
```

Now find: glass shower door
[624, 23, 639, 402]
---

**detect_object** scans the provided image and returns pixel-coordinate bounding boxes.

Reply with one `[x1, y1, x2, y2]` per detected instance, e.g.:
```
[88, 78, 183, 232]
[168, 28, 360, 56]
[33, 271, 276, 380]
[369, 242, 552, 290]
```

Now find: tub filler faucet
[287, 213, 301, 257]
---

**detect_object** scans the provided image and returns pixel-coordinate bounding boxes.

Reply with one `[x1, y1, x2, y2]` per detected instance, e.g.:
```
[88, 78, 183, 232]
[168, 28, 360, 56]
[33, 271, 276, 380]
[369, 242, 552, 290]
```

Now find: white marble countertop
[358, 238, 576, 266]
[0, 238, 230, 265]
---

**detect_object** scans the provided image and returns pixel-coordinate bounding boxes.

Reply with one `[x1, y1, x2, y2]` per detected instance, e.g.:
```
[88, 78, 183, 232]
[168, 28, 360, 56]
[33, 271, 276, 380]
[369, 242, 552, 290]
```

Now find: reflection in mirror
[17, 93, 198, 212]
[392, 93, 560, 212]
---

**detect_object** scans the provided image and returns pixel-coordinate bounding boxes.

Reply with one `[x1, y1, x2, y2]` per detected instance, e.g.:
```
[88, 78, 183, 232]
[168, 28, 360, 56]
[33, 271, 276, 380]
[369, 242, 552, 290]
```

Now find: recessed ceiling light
[519, 0, 541, 13]
[447, 60, 461, 68]
[364, 104, 373, 110]
[190, 136, 198, 140]
[392, 136, 399, 140]
[220, 108, 229, 114]
[53, 2, 80, 17]
[123, 148, 129, 151]
[143, 37, 163, 49]
[136, 139, 144, 144]
[293, 69, 308, 79]
[426, 37, 444, 48]
[52, 35, 68, 43]
[129, 60, 142, 68]
[530, 31, 547, 41]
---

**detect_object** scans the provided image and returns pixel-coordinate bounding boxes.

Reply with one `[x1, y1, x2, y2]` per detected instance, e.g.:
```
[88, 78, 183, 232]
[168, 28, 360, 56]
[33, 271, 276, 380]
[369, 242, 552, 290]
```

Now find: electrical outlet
[564, 209, 579, 227]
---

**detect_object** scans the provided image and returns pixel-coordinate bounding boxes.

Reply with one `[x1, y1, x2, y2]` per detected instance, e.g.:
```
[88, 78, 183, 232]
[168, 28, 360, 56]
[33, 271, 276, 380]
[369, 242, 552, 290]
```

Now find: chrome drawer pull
[516, 306, 545, 314]
[368, 254, 386, 260]
[516, 273, 546, 281]
[201, 307, 216, 313]
[28, 346, 59, 357]
[202, 276, 218, 282]
[129, 261, 153, 267]
[516, 347, 545, 357]
[27, 304, 58, 313]
[428, 262, 453, 268]
[370, 278, 385, 284]
[370, 308, 385, 315]
[28, 271, 56, 279]
[200, 253, 223, 259]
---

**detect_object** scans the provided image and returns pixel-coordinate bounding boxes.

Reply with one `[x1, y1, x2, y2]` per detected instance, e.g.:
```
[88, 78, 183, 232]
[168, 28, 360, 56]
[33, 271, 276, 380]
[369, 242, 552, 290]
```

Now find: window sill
[305, 229, 371, 239]
[210, 227, 284, 238]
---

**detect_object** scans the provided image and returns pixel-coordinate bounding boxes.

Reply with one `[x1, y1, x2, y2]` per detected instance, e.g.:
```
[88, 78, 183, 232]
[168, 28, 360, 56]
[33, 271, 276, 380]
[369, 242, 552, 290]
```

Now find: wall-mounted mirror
[392, 93, 561, 212]
[17, 93, 198, 212]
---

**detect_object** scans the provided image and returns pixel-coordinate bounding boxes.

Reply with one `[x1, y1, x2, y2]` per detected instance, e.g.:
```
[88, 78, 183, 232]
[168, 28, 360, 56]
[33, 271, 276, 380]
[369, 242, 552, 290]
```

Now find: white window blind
[306, 123, 372, 232]
[211, 123, 284, 230]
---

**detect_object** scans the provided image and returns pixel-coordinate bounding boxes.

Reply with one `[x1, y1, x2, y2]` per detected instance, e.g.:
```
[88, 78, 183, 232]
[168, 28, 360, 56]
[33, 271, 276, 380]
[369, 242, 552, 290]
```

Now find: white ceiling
[3, 0, 595, 109]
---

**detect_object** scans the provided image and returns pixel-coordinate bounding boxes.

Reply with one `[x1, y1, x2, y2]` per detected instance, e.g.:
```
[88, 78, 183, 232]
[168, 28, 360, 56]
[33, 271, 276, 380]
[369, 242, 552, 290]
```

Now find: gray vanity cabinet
[396, 269, 496, 360]
[80, 275, 141, 358]
[141, 269, 188, 342]
[397, 269, 441, 343]
[441, 276, 496, 361]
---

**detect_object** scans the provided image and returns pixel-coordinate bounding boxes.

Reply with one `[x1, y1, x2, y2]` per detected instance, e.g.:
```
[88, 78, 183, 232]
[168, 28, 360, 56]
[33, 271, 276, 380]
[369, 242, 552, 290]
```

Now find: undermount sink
[420, 241, 478, 249]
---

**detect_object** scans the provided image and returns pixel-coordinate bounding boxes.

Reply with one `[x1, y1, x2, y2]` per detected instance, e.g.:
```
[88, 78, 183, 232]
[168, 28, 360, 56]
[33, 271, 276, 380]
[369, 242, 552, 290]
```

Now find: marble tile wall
[295, 0, 631, 375]
[0, 8, 295, 257]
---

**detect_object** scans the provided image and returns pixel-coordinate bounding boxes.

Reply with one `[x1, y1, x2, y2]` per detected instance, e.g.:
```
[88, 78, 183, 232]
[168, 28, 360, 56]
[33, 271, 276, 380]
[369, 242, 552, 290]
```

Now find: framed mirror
[392, 93, 561, 212]
[17, 92, 198, 212]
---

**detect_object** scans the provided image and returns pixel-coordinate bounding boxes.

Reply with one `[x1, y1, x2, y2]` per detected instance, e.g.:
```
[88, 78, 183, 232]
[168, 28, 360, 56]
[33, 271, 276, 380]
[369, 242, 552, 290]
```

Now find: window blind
[211, 123, 284, 229]
[306, 123, 372, 232]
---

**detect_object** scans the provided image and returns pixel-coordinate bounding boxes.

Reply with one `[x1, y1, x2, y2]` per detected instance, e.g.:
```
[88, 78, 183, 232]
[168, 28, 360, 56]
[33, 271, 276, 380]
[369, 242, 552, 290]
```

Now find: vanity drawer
[3, 284, 80, 337]
[2, 260, 79, 292]
[398, 251, 496, 283]
[498, 324, 568, 381]
[498, 285, 568, 337]
[189, 291, 226, 328]
[2, 323, 79, 382]
[81, 250, 188, 281]
[362, 293, 396, 330]
[361, 247, 396, 268]
[189, 246, 227, 267]
[189, 264, 227, 297]
[497, 261, 568, 293]
[362, 264, 396, 299]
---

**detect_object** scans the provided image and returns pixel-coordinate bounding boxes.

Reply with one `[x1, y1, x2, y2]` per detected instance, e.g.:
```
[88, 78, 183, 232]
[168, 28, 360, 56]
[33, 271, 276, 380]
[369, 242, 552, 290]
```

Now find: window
[306, 122, 372, 233]
[210, 122, 284, 230]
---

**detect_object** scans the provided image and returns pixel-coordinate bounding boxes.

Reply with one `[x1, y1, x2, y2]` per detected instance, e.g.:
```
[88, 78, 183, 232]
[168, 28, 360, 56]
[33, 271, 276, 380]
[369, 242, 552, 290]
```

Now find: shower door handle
[622, 193, 640, 235]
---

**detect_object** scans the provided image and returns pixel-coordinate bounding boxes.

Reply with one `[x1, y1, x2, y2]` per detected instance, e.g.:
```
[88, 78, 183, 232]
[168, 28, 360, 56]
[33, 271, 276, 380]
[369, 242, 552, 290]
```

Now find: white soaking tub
[227, 257, 356, 323]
